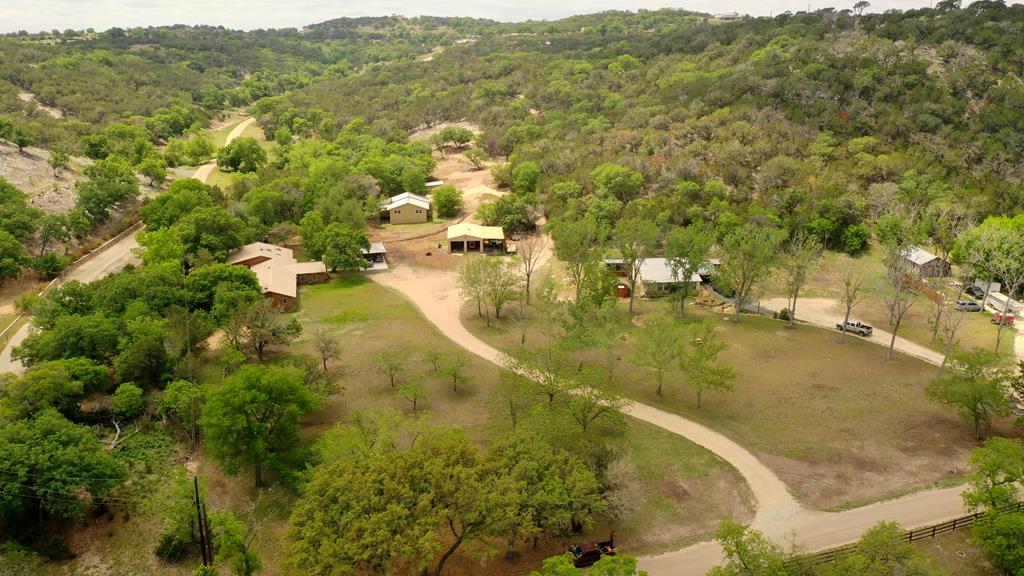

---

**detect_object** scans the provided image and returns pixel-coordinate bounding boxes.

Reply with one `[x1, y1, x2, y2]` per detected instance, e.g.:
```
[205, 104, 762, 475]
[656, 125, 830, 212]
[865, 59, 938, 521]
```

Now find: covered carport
[447, 223, 506, 254]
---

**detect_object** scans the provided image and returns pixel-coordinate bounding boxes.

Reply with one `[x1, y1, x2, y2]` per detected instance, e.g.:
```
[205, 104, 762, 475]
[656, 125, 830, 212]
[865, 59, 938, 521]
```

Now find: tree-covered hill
[253, 4, 1024, 246]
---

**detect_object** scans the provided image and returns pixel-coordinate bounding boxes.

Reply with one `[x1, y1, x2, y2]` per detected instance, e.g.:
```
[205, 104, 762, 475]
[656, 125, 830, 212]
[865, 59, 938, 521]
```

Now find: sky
[0, 0, 973, 34]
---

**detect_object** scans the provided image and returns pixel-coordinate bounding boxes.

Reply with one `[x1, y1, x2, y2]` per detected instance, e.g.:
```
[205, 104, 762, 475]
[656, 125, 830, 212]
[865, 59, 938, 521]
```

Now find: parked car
[568, 535, 616, 568]
[836, 320, 873, 337]
[955, 300, 983, 312]
[965, 285, 986, 299]
[992, 313, 1016, 326]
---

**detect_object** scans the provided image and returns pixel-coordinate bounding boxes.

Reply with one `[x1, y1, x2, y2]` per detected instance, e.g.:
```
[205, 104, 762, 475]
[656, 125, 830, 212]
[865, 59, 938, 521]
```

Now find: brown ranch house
[227, 242, 328, 311]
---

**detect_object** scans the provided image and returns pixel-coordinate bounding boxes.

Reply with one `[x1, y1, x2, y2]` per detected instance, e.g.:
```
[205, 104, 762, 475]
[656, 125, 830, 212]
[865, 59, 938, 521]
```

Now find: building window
[415, 209, 423, 213]
[282, 298, 289, 304]
[394, 209, 401, 214]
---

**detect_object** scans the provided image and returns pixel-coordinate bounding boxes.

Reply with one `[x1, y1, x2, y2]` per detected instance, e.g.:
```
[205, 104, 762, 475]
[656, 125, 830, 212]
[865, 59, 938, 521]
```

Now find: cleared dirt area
[0, 141, 88, 214]
[409, 120, 481, 142]
[369, 147, 507, 270]
[18, 90, 63, 118]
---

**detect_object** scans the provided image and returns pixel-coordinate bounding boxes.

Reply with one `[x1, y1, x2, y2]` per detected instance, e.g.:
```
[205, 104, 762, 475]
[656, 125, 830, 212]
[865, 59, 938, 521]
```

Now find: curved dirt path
[193, 117, 256, 183]
[0, 116, 254, 376]
[371, 265, 969, 575]
[760, 297, 945, 366]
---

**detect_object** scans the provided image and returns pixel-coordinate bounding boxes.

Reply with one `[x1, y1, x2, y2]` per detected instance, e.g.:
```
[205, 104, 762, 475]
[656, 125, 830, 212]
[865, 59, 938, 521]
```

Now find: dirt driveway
[761, 297, 946, 365]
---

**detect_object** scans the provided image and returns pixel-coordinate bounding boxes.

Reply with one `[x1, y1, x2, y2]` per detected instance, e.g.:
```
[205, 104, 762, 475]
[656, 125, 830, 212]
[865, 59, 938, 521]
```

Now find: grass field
[464, 296, 1015, 510]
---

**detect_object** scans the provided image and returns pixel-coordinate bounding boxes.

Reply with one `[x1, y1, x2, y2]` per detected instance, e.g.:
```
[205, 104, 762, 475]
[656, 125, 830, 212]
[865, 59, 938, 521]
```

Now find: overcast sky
[0, 0, 993, 34]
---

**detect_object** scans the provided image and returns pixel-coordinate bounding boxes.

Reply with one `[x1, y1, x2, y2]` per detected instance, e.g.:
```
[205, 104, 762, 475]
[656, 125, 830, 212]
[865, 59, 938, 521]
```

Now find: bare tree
[516, 234, 548, 305]
[937, 302, 967, 379]
[877, 211, 924, 360]
[313, 328, 341, 372]
[482, 258, 522, 324]
[781, 231, 823, 328]
[839, 264, 866, 340]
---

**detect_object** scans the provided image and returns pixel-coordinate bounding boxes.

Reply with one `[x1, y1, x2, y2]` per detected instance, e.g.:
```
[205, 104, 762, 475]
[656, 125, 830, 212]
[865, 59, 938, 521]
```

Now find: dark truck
[568, 535, 616, 568]
[836, 320, 873, 337]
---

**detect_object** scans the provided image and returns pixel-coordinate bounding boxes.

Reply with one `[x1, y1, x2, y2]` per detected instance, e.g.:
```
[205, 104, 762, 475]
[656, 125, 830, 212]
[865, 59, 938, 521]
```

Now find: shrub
[34, 536, 75, 561]
[491, 162, 512, 188]
[154, 531, 191, 563]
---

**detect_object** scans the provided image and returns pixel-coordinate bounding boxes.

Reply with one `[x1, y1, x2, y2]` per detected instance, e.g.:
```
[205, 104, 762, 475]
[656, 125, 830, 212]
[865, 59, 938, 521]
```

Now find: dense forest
[2, 4, 1024, 576]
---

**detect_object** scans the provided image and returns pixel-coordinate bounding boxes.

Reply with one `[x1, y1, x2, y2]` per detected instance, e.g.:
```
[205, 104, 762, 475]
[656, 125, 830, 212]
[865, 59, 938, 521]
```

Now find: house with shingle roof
[227, 242, 328, 311]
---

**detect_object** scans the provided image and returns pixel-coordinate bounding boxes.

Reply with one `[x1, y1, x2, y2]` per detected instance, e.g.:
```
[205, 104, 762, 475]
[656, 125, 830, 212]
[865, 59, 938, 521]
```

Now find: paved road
[0, 116, 255, 376]
[371, 266, 969, 575]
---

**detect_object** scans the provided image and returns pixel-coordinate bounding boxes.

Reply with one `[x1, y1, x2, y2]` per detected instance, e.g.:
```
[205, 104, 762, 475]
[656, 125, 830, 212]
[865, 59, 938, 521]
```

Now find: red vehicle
[992, 313, 1016, 326]
[568, 534, 616, 568]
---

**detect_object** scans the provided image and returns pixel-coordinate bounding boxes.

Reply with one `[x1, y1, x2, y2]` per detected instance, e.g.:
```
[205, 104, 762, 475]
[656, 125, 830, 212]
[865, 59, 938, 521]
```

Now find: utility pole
[194, 476, 209, 566]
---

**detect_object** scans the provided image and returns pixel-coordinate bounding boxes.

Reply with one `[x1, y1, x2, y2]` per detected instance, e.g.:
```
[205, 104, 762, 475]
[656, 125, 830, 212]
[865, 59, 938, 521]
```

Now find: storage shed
[447, 223, 506, 253]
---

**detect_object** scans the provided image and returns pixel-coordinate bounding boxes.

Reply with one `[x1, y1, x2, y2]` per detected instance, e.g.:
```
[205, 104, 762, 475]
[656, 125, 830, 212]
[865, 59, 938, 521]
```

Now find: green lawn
[464, 297, 1013, 510]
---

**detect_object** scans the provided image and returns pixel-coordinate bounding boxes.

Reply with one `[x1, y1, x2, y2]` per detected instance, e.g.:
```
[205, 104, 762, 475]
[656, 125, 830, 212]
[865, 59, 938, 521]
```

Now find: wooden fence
[789, 501, 1024, 568]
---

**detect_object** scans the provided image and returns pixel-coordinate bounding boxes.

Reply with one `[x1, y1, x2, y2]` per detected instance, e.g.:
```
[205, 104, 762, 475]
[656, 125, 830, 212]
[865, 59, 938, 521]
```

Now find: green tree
[111, 383, 145, 421]
[398, 377, 428, 411]
[614, 218, 660, 313]
[319, 223, 370, 272]
[550, 218, 602, 302]
[159, 380, 205, 452]
[680, 319, 736, 408]
[0, 410, 123, 522]
[217, 137, 268, 173]
[512, 161, 541, 194]
[0, 358, 107, 419]
[290, 427, 516, 576]
[926, 348, 1013, 440]
[823, 522, 945, 576]
[75, 155, 140, 222]
[12, 129, 34, 152]
[223, 300, 302, 362]
[138, 154, 168, 185]
[183, 134, 215, 165]
[706, 520, 788, 576]
[718, 224, 785, 322]
[210, 510, 262, 576]
[632, 314, 682, 397]
[464, 147, 490, 170]
[47, 147, 70, 176]
[139, 178, 214, 230]
[488, 430, 603, 558]
[299, 210, 326, 259]
[373, 348, 407, 388]
[432, 184, 463, 218]
[201, 365, 316, 487]
[591, 163, 643, 202]
[37, 214, 69, 256]
[0, 229, 29, 280]
[962, 438, 1024, 511]
[665, 222, 713, 317]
